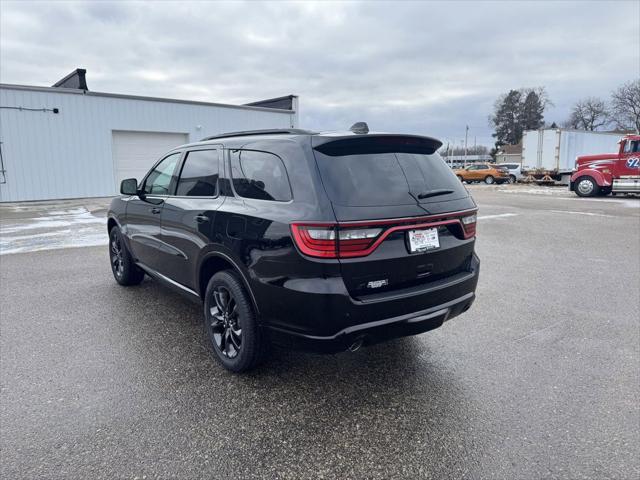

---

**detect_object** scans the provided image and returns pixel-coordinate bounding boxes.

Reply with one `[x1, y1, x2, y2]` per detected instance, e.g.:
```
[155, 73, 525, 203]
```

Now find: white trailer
[521, 129, 621, 184]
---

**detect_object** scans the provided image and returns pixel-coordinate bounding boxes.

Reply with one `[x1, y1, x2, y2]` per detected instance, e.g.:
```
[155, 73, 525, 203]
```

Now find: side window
[143, 153, 180, 195]
[623, 141, 639, 153]
[467, 165, 476, 171]
[230, 150, 292, 201]
[176, 150, 219, 197]
[479, 165, 489, 170]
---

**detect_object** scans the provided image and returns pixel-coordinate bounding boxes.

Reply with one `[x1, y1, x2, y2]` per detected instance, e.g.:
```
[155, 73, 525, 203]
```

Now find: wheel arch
[107, 216, 119, 233]
[198, 252, 260, 314]
[570, 169, 608, 187]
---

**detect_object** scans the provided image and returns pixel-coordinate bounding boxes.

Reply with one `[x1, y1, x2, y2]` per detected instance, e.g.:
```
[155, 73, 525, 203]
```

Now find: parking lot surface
[1, 185, 639, 479]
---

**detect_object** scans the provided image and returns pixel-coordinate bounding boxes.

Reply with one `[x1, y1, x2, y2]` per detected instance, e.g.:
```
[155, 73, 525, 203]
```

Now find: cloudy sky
[1, 0, 638, 146]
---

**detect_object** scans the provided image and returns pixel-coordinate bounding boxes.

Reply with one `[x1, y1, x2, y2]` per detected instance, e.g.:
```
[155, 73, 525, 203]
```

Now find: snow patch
[0, 208, 108, 255]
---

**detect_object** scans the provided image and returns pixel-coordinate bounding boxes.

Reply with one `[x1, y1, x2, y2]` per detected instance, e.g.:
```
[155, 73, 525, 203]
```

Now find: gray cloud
[1, 0, 638, 146]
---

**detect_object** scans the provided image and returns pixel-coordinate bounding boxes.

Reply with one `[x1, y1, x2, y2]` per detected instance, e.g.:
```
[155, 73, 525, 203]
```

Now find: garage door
[112, 131, 188, 188]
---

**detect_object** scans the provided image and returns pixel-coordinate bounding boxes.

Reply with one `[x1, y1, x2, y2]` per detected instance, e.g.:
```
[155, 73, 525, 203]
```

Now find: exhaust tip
[348, 337, 365, 352]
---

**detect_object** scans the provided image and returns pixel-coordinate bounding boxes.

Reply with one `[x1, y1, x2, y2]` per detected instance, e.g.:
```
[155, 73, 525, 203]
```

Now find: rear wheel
[204, 270, 267, 373]
[575, 176, 599, 197]
[509, 175, 516, 184]
[484, 175, 495, 184]
[109, 227, 144, 286]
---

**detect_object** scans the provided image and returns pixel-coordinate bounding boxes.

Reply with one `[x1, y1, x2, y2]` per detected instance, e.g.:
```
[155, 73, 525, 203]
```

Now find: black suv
[108, 125, 480, 372]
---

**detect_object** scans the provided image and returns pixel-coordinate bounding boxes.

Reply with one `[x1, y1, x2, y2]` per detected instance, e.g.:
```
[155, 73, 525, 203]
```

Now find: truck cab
[569, 135, 640, 197]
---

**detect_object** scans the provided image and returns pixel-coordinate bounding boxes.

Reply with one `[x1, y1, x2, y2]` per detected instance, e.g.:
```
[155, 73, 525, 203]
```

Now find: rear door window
[176, 149, 219, 197]
[230, 150, 292, 201]
[314, 150, 468, 206]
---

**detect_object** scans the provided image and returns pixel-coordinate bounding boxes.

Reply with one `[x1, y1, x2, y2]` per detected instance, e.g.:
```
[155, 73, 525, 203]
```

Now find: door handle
[150, 207, 161, 214]
[195, 214, 210, 223]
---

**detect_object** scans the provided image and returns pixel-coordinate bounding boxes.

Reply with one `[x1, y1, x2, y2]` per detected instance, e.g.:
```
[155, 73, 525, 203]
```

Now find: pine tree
[490, 87, 551, 147]
[520, 90, 545, 131]
[491, 90, 522, 147]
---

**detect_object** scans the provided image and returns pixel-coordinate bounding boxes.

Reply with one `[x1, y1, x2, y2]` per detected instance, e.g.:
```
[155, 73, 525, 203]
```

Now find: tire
[574, 176, 599, 197]
[109, 227, 145, 286]
[484, 175, 495, 184]
[204, 270, 267, 373]
[509, 175, 516, 184]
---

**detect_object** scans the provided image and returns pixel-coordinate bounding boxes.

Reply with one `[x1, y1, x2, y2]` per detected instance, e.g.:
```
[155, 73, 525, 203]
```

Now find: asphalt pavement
[1, 185, 639, 479]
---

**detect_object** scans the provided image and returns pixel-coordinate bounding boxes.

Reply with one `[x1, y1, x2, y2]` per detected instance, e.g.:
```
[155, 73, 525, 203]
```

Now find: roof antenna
[349, 122, 369, 134]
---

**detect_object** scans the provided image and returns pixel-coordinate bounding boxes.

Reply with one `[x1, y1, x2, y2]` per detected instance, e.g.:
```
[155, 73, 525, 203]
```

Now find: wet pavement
[1, 186, 639, 479]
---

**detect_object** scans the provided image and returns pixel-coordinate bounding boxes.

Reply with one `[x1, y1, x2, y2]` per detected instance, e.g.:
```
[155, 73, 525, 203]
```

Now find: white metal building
[0, 69, 299, 202]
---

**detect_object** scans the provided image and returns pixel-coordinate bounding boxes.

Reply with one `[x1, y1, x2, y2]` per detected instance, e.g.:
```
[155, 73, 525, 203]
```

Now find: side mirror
[120, 178, 138, 196]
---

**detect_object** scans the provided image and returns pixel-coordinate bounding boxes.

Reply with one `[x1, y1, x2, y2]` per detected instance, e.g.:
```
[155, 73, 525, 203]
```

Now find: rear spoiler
[312, 134, 443, 156]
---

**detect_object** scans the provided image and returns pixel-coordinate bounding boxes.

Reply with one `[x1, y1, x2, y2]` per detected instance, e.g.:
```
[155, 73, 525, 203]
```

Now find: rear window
[314, 150, 468, 207]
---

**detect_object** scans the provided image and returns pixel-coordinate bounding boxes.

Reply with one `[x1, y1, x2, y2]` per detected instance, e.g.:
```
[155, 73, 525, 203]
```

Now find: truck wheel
[509, 175, 516, 184]
[575, 176, 599, 197]
[484, 175, 495, 184]
[204, 270, 267, 373]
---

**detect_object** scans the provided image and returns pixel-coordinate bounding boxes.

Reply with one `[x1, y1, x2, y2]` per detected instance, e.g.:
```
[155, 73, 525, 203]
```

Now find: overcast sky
[1, 0, 638, 146]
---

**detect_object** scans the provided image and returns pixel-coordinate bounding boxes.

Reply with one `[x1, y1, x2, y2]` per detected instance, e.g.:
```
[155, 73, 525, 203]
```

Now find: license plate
[408, 228, 439, 253]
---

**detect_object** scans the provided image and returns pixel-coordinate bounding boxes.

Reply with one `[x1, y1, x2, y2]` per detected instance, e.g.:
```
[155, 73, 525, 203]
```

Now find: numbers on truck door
[626, 157, 640, 169]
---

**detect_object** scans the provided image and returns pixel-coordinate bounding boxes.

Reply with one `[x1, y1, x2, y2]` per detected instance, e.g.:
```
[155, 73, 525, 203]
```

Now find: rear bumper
[263, 254, 480, 353]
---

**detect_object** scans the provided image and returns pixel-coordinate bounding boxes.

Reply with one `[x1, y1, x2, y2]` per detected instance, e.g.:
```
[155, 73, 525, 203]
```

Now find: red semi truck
[569, 134, 640, 197]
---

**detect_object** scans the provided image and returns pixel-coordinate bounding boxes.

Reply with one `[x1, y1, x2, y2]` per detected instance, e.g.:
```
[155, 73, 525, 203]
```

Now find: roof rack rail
[201, 128, 313, 141]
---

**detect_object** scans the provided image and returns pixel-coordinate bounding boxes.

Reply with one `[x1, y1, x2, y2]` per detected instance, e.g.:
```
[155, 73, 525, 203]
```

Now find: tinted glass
[143, 153, 180, 195]
[176, 150, 219, 197]
[231, 150, 292, 201]
[314, 151, 467, 206]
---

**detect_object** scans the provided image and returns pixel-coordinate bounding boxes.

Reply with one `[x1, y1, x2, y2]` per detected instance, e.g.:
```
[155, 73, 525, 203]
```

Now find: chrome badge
[367, 279, 389, 289]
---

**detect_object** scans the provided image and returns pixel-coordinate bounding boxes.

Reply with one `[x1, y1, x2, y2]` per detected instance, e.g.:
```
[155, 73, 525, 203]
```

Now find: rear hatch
[309, 135, 477, 300]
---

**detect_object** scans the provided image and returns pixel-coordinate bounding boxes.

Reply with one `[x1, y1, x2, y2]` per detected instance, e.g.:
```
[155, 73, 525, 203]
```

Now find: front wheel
[204, 270, 267, 373]
[484, 175, 495, 184]
[575, 176, 599, 197]
[508, 175, 516, 184]
[109, 227, 145, 286]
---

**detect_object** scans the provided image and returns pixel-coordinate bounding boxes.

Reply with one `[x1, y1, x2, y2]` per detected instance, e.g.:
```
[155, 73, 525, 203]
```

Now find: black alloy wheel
[109, 227, 145, 286]
[110, 233, 125, 280]
[209, 286, 243, 359]
[204, 270, 266, 372]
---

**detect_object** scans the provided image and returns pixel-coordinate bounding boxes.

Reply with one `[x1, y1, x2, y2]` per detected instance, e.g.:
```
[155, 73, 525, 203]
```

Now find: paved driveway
[1, 186, 639, 479]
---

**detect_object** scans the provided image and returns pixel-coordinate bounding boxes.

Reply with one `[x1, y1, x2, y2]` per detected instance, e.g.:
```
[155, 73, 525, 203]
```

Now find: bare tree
[565, 97, 610, 131]
[611, 79, 640, 133]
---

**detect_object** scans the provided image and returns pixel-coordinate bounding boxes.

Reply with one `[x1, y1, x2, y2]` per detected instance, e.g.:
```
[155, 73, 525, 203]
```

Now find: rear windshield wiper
[416, 189, 455, 199]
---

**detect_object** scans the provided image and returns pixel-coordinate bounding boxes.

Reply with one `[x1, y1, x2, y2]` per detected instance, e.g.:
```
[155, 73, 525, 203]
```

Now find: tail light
[291, 210, 477, 259]
[461, 214, 477, 237]
[290, 225, 383, 258]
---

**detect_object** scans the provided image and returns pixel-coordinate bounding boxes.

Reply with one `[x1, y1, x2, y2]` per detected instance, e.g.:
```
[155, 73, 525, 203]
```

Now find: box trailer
[521, 129, 622, 184]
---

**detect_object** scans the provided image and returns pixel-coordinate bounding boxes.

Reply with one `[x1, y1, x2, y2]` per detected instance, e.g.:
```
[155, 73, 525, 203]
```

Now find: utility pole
[463, 125, 469, 167]
[445, 142, 450, 167]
